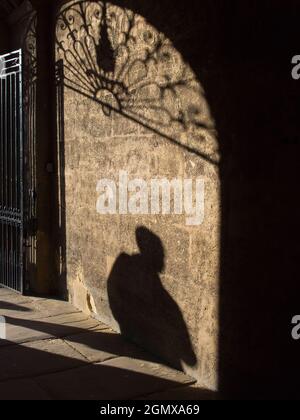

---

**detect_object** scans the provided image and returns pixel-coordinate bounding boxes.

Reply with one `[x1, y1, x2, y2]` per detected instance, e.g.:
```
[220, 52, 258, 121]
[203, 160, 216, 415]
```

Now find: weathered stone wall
[56, 0, 220, 389]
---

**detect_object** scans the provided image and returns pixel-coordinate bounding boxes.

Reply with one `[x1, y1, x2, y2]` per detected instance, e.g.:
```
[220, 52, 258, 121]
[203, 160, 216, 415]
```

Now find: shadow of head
[136, 226, 165, 274]
[107, 226, 197, 371]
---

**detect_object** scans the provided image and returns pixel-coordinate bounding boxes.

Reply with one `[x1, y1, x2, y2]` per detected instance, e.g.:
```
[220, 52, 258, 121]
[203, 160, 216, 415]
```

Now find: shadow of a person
[107, 226, 197, 371]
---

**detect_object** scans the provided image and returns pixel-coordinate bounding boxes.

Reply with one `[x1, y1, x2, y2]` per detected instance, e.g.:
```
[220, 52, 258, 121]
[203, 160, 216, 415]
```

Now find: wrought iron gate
[0, 50, 24, 293]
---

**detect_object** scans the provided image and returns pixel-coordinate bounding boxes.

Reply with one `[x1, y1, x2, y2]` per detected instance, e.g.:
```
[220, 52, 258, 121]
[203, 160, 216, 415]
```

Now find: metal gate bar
[0, 50, 23, 293]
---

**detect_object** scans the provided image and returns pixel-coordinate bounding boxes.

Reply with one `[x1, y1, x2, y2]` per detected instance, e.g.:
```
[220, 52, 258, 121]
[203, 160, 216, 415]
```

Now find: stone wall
[56, 0, 220, 388]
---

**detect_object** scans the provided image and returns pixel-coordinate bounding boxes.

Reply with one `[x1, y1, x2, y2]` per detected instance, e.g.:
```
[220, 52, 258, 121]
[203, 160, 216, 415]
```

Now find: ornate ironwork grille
[0, 50, 24, 293]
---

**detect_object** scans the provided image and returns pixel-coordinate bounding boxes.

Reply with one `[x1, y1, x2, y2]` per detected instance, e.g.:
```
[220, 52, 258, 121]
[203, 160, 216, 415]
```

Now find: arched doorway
[55, 0, 221, 388]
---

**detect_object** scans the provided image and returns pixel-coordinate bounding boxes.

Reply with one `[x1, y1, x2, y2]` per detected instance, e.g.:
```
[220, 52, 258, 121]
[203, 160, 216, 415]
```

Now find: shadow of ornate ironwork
[55, 0, 219, 165]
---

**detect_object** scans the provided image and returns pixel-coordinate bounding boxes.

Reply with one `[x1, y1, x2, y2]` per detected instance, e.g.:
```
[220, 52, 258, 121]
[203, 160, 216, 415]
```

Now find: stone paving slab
[0, 295, 78, 320]
[0, 301, 38, 320]
[35, 359, 195, 400]
[141, 385, 217, 400]
[0, 290, 201, 400]
[64, 328, 154, 363]
[0, 378, 51, 400]
[32, 299, 80, 317]
[0, 339, 87, 382]
[0, 293, 36, 306]
[102, 357, 195, 387]
[0, 312, 106, 347]
[0, 288, 20, 298]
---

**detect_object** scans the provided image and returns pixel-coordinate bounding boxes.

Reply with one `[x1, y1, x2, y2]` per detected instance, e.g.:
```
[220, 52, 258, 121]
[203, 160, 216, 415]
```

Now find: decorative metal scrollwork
[23, 13, 37, 87]
[56, 0, 219, 163]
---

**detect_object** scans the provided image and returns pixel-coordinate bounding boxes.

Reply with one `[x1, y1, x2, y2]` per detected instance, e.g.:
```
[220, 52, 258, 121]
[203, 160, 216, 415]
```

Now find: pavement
[0, 287, 215, 400]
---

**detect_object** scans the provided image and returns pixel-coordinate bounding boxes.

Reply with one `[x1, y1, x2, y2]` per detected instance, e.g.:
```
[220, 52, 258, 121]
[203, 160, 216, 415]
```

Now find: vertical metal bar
[19, 51, 24, 294]
[0, 50, 23, 293]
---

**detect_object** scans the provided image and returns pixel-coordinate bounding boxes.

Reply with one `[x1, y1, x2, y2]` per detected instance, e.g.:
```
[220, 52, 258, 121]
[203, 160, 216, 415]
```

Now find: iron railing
[0, 50, 23, 293]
